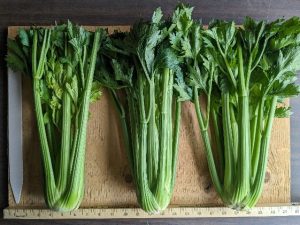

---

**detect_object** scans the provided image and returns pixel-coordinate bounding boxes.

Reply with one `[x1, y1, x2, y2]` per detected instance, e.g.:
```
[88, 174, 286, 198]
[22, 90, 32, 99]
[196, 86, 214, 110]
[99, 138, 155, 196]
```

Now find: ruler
[4, 204, 300, 219]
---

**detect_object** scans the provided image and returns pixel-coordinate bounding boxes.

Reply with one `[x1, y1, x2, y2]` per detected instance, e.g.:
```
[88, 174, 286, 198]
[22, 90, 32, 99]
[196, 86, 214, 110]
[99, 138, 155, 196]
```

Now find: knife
[8, 68, 23, 204]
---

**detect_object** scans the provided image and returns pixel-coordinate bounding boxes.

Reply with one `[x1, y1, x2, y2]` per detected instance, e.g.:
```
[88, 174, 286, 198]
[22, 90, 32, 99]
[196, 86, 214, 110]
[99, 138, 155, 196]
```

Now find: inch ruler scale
[4, 204, 300, 219]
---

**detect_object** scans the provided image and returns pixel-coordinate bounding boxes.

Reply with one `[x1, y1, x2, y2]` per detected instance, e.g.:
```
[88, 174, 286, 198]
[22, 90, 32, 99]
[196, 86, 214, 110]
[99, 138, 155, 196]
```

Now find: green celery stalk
[7, 24, 103, 212]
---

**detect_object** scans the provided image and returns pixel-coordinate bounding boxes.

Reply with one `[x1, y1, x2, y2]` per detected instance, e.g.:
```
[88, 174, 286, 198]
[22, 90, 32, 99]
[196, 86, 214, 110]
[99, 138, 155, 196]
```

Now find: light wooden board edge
[3, 203, 300, 219]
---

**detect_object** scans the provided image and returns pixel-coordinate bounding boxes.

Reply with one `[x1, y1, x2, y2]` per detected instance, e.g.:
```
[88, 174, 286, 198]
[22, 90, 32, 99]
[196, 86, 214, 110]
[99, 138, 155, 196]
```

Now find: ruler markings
[4, 204, 300, 219]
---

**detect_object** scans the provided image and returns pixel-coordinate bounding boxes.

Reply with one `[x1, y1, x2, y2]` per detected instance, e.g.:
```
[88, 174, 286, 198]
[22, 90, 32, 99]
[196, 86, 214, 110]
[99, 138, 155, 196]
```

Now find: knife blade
[8, 68, 23, 204]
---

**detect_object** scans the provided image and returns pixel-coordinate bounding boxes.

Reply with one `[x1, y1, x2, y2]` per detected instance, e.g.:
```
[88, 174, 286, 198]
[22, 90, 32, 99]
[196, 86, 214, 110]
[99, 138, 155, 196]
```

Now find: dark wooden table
[1, 0, 300, 224]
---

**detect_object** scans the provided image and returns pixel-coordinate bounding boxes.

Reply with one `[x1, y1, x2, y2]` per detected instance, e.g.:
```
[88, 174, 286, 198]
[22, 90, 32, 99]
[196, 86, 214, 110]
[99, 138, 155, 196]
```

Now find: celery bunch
[7, 22, 104, 211]
[171, 5, 300, 209]
[96, 8, 190, 213]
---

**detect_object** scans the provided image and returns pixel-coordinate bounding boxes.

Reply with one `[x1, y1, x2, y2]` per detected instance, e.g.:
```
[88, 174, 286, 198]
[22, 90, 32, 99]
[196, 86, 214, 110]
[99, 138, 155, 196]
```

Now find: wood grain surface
[1, 1, 300, 224]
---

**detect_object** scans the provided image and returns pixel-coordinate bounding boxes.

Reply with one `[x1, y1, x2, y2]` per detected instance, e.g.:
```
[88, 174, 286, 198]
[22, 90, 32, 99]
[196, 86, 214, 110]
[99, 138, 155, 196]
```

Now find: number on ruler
[15, 210, 26, 218]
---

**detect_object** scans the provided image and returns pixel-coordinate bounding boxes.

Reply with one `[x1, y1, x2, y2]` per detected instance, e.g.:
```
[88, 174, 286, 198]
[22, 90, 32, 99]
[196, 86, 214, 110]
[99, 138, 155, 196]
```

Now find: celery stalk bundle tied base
[171, 5, 300, 209]
[7, 22, 104, 212]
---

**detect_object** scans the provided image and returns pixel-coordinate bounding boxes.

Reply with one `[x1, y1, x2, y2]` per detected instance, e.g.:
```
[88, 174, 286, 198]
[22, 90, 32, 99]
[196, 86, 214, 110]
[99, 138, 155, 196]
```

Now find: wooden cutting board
[7, 26, 291, 211]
